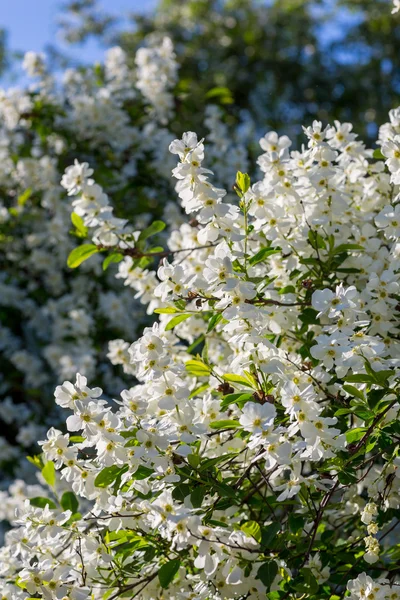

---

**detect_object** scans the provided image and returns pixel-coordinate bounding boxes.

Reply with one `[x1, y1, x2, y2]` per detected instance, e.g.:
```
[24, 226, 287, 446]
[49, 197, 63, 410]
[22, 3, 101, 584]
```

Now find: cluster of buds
[361, 502, 380, 564]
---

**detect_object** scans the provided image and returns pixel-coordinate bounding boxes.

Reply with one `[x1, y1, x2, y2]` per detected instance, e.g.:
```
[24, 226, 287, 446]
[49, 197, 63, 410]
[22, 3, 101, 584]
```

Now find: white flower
[361, 502, 378, 525]
[61, 160, 93, 195]
[312, 284, 358, 318]
[239, 401, 276, 433]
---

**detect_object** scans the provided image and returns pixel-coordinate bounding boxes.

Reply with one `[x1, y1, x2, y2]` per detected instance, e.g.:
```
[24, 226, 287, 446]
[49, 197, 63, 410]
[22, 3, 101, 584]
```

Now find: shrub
[2, 100, 400, 598]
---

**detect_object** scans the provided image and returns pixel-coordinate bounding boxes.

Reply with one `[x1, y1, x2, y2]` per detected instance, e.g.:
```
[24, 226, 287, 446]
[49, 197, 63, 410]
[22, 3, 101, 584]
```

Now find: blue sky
[0, 0, 156, 84]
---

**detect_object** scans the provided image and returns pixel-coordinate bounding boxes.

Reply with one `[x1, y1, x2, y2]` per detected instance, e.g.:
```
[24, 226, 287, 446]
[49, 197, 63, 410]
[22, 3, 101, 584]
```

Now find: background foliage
[57, 0, 400, 143]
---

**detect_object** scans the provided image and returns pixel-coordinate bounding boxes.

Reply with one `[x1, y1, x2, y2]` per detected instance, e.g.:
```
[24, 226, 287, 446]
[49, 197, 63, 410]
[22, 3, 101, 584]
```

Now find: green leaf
[222, 373, 255, 388]
[174, 299, 187, 310]
[308, 230, 326, 250]
[279, 285, 296, 294]
[206, 86, 233, 99]
[235, 171, 251, 194]
[67, 244, 99, 268]
[209, 419, 241, 430]
[207, 312, 223, 333]
[154, 307, 179, 314]
[249, 247, 280, 266]
[102, 252, 123, 271]
[71, 212, 88, 237]
[338, 470, 358, 485]
[165, 313, 191, 331]
[158, 559, 181, 588]
[138, 220, 166, 242]
[29, 496, 57, 509]
[373, 148, 385, 159]
[296, 568, 319, 595]
[353, 406, 374, 420]
[18, 188, 32, 207]
[288, 513, 304, 533]
[257, 561, 278, 588]
[367, 389, 387, 409]
[346, 427, 367, 444]
[241, 520, 262, 542]
[335, 408, 354, 416]
[191, 486, 207, 508]
[220, 392, 254, 410]
[198, 453, 237, 471]
[69, 435, 85, 443]
[261, 522, 280, 548]
[42, 461, 56, 487]
[187, 334, 205, 354]
[95, 465, 128, 488]
[187, 454, 201, 468]
[61, 491, 79, 513]
[299, 308, 319, 326]
[330, 244, 364, 255]
[172, 483, 191, 501]
[188, 383, 209, 399]
[185, 360, 211, 377]
[370, 369, 393, 387]
[213, 481, 237, 498]
[131, 465, 154, 480]
[343, 384, 364, 401]
[26, 455, 42, 468]
[344, 374, 374, 384]
[336, 267, 362, 273]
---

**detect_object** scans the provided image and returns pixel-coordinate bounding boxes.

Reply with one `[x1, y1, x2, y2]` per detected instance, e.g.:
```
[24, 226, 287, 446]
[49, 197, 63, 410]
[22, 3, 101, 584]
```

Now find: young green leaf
[165, 313, 191, 331]
[345, 427, 367, 444]
[249, 247, 280, 266]
[343, 384, 365, 401]
[71, 212, 88, 237]
[209, 419, 241, 430]
[222, 373, 255, 388]
[102, 252, 123, 271]
[42, 461, 56, 487]
[138, 220, 166, 242]
[241, 520, 262, 542]
[235, 171, 251, 194]
[185, 360, 211, 377]
[18, 188, 32, 207]
[207, 312, 223, 333]
[330, 243, 364, 255]
[373, 148, 385, 160]
[67, 244, 99, 268]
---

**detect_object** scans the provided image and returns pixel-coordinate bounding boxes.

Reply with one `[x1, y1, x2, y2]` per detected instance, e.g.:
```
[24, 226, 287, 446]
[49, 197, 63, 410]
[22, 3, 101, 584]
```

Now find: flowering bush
[0, 38, 250, 479]
[2, 78, 400, 596]
[2, 1, 400, 597]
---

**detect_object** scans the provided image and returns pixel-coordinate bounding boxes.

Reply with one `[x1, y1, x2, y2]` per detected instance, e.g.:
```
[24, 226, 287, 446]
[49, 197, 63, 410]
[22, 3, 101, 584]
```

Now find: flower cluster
[0, 38, 249, 480]
[2, 102, 400, 598]
[135, 36, 179, 124]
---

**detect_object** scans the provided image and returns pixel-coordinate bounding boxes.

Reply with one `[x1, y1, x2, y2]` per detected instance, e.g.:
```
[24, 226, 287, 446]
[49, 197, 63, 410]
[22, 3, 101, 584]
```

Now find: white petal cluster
[2, 107, 400, 598]
[135, 36, 178, 123]
[1, 35, 248, 479]
[3, 6, 400, 596]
